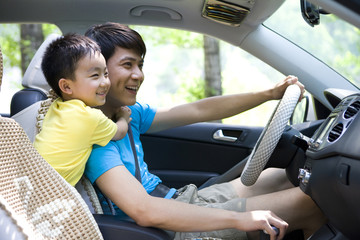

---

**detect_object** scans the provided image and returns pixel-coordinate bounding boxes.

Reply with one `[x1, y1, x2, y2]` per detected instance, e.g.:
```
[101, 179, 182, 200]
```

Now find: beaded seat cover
[0, 117, 104, 239]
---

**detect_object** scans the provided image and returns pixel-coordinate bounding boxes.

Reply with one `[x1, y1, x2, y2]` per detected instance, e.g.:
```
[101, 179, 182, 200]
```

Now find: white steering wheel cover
[241, 85, 301, 186]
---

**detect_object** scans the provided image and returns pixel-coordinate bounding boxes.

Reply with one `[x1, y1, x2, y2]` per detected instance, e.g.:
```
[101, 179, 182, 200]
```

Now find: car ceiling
[1, 0, 358, 35]
[0, 0, 285, 44]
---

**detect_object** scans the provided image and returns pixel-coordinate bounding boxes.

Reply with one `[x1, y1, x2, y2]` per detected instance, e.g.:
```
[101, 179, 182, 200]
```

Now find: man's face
[106, 47, 144, 107]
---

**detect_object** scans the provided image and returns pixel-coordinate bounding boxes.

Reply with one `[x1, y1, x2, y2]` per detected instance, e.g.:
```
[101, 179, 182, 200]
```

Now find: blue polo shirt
[85, 102, 174, 215]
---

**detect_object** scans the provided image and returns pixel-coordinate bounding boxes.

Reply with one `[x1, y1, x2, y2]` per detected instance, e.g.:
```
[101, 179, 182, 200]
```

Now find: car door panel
[141, 122, 263, 188]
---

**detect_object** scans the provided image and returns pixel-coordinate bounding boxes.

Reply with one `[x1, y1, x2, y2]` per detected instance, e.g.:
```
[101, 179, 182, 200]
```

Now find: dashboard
[309, 94, 360, 152]
[299, 93, 360, 239]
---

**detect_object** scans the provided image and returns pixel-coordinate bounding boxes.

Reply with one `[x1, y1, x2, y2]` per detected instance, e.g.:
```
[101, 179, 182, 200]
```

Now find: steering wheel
[240, 84, 301, 186]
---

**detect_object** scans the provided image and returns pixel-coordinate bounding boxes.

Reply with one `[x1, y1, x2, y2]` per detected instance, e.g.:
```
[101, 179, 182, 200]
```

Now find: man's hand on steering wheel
[272, 75, 305, 102]
[241, 82, 302, 186]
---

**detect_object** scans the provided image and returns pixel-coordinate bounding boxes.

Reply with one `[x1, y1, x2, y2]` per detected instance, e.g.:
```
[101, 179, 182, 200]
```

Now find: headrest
[22, 33, 61, 92]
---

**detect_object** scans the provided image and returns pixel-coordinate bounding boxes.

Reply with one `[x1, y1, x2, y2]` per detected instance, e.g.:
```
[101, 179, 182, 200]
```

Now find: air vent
[342, 98, 353, 106]
[344, 101, 360, 118]
[328, 123, 343, 142]
[202, 0, 251, 26]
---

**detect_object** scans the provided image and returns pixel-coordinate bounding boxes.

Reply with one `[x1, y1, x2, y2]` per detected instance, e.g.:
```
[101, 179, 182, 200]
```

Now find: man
[85, 22, 326, 240]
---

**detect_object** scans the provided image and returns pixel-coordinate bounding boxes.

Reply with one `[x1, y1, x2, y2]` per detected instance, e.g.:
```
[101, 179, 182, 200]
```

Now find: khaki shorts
[173, 183, 248, 240]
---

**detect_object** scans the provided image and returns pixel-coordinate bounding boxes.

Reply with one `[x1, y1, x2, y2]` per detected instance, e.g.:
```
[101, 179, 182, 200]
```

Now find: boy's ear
[58, 78, 73, 95]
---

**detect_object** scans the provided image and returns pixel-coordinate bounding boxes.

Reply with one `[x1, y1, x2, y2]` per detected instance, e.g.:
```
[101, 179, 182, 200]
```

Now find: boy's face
[69, 52, 110, 107]
[105, 47, 144, 107]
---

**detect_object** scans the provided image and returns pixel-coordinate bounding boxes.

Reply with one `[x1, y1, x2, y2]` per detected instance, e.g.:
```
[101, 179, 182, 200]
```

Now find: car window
[265, 0, 360, 89]
[0, 23, 61, 115]
[1, 24, 284, 127]
[133, 25, 284, 127]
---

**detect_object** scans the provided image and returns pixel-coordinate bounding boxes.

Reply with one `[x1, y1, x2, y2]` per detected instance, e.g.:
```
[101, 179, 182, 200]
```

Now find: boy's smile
[66, 51, 110, 107]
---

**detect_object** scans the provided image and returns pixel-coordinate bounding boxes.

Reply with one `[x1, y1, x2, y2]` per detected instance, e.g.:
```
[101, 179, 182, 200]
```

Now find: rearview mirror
[300, 0, 320, 27]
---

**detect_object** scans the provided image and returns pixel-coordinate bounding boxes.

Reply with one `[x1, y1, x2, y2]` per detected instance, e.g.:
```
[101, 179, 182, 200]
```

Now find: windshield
[265, 0, 360, 89]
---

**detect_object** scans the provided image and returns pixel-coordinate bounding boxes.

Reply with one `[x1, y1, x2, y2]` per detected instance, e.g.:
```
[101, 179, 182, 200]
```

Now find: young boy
[34, 33, 131, 186]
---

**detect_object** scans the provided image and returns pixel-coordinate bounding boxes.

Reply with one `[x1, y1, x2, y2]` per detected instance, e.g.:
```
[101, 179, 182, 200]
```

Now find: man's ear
[58, 78, 73, 95]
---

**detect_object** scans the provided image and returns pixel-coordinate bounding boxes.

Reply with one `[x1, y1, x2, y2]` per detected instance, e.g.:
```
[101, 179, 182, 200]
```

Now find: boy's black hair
[85, 22, 146, 61]
[41, 33, 101, 97]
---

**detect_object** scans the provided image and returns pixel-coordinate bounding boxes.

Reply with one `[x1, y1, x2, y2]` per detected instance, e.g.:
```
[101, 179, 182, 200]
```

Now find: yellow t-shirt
[34, 98, 117, 186]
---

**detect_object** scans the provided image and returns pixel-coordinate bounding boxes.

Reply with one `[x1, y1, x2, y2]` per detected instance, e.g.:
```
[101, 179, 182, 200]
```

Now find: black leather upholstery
[10, 88, 47, 116]
[93, 214, 174, 240]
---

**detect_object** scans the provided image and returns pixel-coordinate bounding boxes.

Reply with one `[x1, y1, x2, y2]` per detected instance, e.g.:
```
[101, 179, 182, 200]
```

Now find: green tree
[0, 24, 21, 69]
[132, 26, 222, 104]
[20, 24, 44, 75]
[203, 35, 222, 98]
[0, 23, 61, 89]
[132, 26, 202, 48]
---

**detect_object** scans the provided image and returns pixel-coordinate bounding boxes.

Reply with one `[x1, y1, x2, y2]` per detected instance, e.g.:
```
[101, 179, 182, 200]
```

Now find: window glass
[133, 26, 284, 126]
[1, 24, 284, 126]
[265, 1, 360, 88]
[0, 23, 61, 115]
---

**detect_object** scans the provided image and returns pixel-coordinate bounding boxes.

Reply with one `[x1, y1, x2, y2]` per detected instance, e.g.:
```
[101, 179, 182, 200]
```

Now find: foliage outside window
[265, 0, 360, 88]
[1, 24, 282, 126]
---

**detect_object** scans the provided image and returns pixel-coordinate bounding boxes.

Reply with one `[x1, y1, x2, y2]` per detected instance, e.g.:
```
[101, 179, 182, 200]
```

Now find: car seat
[10, 33, 59, 142]
[0, 117, 105, 239]
[10, 34, 55, 118]
[9, 34, 173, 240]
[0, 45, 104, 240]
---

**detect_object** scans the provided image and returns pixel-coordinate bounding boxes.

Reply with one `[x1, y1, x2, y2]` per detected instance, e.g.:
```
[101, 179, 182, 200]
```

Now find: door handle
[213, 129, 238, 142]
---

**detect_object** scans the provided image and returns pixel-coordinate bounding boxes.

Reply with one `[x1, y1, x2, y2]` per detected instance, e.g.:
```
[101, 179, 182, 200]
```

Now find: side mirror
[290, 95, 309, 125]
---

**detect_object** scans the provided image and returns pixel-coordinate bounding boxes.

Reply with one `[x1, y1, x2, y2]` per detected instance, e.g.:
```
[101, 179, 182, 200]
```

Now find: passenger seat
[11, 33, 60, 142]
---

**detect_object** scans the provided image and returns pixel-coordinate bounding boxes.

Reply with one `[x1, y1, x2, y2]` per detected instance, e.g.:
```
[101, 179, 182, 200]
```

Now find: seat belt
[96, 123, 141, 215]
[127, 124, 141, 182]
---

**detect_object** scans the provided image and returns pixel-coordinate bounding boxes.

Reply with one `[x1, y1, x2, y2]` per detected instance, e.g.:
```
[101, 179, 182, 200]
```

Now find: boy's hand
[114, 106, 132, 123]
[111, 106, 132, 140]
